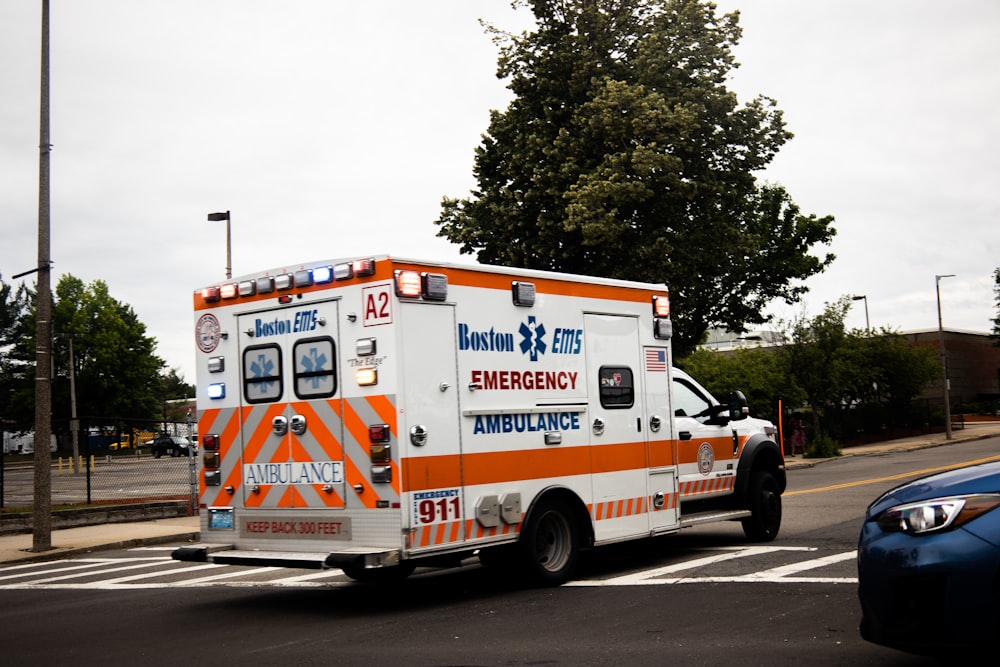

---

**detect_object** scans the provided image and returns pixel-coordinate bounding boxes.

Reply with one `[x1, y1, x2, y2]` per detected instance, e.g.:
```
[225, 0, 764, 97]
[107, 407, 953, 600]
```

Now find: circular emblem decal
[697, 443, 715, 475]
[196, 313, 221, 353]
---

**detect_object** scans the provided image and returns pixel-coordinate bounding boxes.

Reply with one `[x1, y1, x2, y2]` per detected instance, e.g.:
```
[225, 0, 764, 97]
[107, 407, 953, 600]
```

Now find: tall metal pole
[851, 295, 870, 334]
[936, 274, 955, 441]
[207, 210, 232, 278]
[32, 0, 53, 552]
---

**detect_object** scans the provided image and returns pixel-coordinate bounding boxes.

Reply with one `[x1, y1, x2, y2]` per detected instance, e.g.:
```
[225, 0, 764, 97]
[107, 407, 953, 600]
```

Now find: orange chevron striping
[240, 403, 285, 463]
[364, 394, 397, 436]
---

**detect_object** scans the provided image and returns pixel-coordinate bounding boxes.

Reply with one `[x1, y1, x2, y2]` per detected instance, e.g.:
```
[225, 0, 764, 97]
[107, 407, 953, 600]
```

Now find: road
[5, 438, 997, 666]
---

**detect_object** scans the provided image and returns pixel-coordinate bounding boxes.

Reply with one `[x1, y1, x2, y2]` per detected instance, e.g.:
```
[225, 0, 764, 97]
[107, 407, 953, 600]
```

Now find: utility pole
[32, 0, 54, 552]
[936, 274, 956, 441]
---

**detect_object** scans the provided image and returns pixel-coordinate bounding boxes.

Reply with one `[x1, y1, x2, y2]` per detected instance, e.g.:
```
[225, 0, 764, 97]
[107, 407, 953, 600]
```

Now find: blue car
[857, 460, 1000, 655]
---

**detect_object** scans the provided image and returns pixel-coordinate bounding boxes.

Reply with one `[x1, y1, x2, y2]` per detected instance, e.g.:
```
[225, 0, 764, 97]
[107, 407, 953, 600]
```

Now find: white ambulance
[174, 255, 785, 585]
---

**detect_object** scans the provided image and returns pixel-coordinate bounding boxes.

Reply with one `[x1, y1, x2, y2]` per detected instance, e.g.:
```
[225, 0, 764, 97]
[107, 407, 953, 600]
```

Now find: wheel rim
[533, 510, 572, 573]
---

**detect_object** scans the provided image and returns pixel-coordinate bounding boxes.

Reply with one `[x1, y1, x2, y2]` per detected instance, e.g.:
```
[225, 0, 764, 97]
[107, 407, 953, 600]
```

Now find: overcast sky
[2, 1, 998, 384]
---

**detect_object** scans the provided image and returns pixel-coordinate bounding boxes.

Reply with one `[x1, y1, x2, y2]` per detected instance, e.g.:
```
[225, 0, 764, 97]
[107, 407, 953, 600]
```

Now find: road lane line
[786, 453, 1000, 496]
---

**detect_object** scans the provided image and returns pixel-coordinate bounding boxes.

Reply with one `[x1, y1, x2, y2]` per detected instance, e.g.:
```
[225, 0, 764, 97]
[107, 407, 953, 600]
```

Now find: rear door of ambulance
[236, 299, 347, 516]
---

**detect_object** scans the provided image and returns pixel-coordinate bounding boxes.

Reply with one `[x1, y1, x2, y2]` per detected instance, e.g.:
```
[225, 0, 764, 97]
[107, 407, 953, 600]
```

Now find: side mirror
[728, 391, 749, 421]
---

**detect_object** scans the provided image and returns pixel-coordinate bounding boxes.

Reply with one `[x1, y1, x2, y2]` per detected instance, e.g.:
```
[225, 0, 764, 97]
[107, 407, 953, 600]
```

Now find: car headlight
[875, 493, 1000, 535]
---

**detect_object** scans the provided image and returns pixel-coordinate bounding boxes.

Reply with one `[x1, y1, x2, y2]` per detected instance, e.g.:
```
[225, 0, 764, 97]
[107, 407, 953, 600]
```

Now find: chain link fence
[1, 418, 198, 510]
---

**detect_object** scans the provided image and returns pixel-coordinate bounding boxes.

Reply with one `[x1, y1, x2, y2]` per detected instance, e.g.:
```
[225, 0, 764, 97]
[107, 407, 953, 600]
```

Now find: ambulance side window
[672, 377, 711, 422]
[598, 366, 634, 408]
[293, 337, 337, 399]
[243, 344, 283, 404]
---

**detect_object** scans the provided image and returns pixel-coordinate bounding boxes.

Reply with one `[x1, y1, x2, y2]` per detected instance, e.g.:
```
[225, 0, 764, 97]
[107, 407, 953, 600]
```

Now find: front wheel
[519, 498, 579, 586]
[741, 470, 782, 542]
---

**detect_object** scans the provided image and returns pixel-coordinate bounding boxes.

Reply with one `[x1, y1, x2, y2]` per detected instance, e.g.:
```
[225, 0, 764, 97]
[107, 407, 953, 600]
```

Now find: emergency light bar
[256, 276, 275, 294]
[313, 265, 334, 284]
[294, 269, 313, 288]
[220, 283, 238, 300]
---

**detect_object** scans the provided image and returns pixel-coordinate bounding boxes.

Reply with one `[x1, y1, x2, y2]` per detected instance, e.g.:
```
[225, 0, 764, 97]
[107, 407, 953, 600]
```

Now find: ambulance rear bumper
[171, 543, 401, 570]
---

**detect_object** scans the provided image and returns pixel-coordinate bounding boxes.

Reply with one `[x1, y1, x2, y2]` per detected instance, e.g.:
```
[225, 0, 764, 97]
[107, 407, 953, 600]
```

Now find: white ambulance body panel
[178, 256, 784, 584]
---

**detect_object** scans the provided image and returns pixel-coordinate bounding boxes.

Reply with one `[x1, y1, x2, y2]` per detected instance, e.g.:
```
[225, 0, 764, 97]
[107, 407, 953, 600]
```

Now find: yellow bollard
[58, 457, 63, 475]
[90, 455, 95, 473]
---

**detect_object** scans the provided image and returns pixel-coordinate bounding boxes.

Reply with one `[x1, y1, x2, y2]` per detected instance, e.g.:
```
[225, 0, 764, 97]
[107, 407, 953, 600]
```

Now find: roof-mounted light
[334, 263, 354, 281]
[652, 295, 670, 318]
[256, 276, 275, 294]
[313, 266, 334, 284]
[394, 270, 422, 298]
[238, 280, 256, 297]
[275, 274, 294, 290]
[220, 283, 238, 300]
[353, 258, 376, 277]
[421, 273, 448, 301]
[201, 287, 221, 303]
[294, 269, 313, 287]
[512, 281, 536, 307]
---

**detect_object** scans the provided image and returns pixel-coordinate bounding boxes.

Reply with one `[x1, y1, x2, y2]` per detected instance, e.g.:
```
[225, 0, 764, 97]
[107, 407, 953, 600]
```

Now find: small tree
[678, 346, 803, 424]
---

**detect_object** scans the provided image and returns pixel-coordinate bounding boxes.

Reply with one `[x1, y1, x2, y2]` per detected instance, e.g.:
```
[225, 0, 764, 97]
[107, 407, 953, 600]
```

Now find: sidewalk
[2, 421, 999, 566]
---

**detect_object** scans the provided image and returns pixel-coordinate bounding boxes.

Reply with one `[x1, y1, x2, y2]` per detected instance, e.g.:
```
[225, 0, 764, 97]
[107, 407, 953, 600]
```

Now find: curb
[7, 530, 201, 565]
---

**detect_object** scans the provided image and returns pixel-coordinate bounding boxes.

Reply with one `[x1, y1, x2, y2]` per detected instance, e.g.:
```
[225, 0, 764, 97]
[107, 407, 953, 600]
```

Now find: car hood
[866, 460, 1000, 518]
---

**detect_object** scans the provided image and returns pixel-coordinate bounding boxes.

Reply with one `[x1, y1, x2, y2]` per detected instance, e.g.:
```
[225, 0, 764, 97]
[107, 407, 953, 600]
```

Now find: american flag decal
[645, 348, 666, 372]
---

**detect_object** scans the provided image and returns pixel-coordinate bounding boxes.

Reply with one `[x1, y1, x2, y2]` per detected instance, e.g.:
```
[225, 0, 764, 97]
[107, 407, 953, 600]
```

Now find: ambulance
[173, 255, 786, 585]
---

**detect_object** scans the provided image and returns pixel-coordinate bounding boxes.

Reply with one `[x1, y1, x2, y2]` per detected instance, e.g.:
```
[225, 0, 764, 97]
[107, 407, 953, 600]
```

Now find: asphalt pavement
[3, 420, 999, 566]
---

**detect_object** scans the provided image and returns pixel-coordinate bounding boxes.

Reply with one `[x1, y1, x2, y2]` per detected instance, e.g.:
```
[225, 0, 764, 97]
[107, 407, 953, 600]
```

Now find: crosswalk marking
[0, 545, 859, 589]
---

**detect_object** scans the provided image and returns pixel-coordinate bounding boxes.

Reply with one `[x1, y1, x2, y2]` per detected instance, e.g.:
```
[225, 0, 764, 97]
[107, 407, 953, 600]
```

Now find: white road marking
[0, 546, 859, 589]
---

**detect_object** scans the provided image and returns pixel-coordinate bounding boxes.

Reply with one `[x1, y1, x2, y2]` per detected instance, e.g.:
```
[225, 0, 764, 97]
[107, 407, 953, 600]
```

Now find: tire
[518, 498, 579, 586]
[741, 470, 782, 542]
[153, 450, 162, 459]
[341, 561, 416, 583]
[170, 448, 179, 457]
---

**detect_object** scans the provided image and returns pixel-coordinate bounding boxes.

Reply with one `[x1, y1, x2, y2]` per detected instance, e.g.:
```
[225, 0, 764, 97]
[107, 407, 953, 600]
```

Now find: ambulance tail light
[202, 434, 220, 451]
[202, 434, 221, 487]
[369, 424, 392, 483]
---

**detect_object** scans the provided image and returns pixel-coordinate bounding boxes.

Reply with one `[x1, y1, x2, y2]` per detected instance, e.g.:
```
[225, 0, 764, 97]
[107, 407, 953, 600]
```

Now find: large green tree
[437, 0, 835, 355]
[7, 275, 165, 431]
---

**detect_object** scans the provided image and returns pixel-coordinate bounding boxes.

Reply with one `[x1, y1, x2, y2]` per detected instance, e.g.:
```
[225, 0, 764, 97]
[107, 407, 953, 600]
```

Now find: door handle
[678, 430, 692, 441]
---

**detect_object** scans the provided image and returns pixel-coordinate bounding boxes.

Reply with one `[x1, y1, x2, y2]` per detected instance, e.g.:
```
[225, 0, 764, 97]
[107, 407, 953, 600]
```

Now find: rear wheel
[741, 470, 782, 541]
[519, 498, 579, 586]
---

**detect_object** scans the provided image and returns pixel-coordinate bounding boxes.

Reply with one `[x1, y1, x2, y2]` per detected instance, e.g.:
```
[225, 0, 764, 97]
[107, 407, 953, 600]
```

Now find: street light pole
[58, 333, 82, 471]
[851, 295, 870, 333]
[936, 274, 956, 440]
[207, 210, 232, 279]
